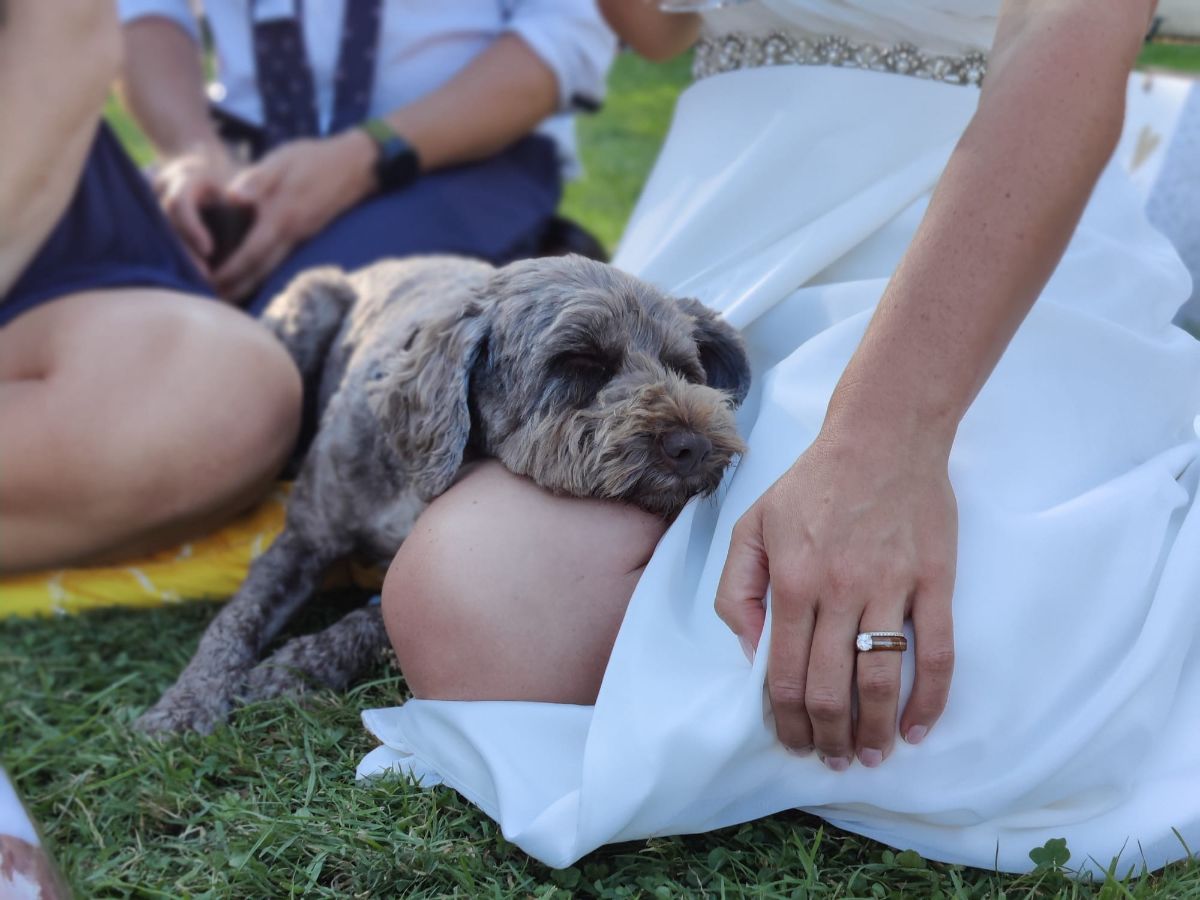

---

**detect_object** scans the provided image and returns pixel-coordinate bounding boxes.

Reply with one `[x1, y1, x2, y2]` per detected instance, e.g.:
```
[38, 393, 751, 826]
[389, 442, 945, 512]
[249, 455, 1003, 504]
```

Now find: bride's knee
[379, 513, 464, 700]
[381, 462, 668, 703]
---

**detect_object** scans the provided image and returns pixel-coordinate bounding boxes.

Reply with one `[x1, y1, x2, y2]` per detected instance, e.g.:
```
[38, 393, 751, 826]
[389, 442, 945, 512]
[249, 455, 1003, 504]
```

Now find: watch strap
[361, 117, 395, 146]
[360, 117, 421, 192]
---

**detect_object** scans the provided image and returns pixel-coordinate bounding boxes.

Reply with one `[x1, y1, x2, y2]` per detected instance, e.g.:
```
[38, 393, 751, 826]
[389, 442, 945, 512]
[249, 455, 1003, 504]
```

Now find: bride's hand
[715, 427, 958, 770]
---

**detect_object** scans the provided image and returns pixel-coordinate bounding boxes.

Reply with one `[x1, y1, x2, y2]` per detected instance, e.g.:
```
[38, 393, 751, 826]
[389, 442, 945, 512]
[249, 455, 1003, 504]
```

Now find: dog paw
[239, 662, 312, 704]
[134, 690, 230, 737]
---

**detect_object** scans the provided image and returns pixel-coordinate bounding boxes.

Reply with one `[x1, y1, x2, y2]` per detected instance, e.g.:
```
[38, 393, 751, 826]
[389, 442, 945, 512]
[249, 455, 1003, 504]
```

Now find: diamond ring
[856, 631, 908, 652]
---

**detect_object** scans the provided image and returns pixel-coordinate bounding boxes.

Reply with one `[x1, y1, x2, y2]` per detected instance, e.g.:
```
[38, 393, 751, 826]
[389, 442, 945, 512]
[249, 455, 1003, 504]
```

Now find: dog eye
[552, 352, 616, 406]
[556, 353, 612, 375]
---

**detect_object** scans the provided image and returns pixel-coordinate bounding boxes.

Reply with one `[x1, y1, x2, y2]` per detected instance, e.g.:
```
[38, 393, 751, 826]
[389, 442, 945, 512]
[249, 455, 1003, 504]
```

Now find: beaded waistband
[693, 32, 988, 86]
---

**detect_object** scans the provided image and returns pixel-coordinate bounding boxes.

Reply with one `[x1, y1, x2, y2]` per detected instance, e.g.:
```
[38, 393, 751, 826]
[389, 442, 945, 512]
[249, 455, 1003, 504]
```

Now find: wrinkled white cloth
[360, 0, 1200, 875]
[1146, 78, 1200, 325]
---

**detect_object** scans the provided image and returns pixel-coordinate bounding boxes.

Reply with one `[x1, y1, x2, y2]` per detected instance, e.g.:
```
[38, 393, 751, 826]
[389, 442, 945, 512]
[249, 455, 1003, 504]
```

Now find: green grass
[559, 54, 692, 252]
[1140, 40, 1200, 72]
[105, 95, 154, 168]
[4, 603, 1200, 897]
[7, 45, 1200, 897]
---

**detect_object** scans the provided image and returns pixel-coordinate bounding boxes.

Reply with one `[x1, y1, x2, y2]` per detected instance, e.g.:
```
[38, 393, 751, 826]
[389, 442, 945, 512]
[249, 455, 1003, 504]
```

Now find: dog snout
[658, 430, 713, 476]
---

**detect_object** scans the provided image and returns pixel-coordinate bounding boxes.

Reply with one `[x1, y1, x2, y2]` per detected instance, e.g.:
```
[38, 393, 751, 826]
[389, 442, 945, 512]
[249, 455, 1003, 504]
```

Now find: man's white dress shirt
[118, 0, 617, 176]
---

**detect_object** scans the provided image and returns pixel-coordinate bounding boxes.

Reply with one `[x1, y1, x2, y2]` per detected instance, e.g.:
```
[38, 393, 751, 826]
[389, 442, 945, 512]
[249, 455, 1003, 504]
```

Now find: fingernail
[785, 744, 813, 757]
[859, 747, 884, 768]
[904, 725, 928, 745]
[738, 636, 755, 663]
[821, 755, 850, 772]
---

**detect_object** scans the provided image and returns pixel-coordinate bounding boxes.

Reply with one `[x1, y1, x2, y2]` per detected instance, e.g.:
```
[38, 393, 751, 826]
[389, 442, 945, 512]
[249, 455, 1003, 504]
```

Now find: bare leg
[0, 290, 302, 571]
[0, 2, 300, 570]
[0, 1, 120, 295]
[382, 462, 668, 705]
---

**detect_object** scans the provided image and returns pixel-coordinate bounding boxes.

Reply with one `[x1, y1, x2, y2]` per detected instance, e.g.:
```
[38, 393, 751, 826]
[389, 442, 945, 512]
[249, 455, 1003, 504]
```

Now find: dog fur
[135, 254, 751, 734]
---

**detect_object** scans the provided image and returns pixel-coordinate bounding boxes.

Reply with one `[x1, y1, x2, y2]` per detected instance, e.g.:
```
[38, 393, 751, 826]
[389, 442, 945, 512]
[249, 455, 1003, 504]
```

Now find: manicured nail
[738, 636, 755, 662]
[785, 744, 813, 757]
[859, 748, 884, 768]
[904, 725, 928, 745]
[821, 755, 850, 772]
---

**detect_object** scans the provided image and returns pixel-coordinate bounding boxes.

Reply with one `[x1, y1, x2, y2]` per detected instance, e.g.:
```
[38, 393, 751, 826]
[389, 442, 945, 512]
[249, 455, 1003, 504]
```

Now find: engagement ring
[855, 631, 908, 652]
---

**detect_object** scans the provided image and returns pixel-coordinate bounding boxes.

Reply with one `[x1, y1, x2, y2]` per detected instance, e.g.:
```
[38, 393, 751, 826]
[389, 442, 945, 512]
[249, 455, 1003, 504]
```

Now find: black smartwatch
[360, 118, 421, 192]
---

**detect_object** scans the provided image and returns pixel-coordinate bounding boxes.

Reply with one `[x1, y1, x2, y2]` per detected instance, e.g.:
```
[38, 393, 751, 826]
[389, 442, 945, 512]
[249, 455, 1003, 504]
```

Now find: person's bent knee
[110, 296, 303, 523]
[382, 462, 667, 704]
[168, 299, 301, 481]
[7, 291, 302, 543]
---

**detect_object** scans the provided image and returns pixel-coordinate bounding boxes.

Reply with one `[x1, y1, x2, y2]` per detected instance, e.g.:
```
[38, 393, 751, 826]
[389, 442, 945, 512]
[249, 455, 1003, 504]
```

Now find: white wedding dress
[359, 0, 1200, 875]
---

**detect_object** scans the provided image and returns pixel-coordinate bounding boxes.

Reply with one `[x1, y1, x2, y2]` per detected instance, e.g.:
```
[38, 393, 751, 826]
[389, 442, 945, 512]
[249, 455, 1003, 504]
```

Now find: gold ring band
[856, 631, 908, 652]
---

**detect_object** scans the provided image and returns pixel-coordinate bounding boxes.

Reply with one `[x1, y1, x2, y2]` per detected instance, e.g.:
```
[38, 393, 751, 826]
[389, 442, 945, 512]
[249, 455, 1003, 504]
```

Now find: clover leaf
[1028, 837, 1071, 871]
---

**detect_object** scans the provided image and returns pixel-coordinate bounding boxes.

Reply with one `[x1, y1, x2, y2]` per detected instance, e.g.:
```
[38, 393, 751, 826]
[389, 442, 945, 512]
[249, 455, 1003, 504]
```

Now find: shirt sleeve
[117, 0, 202, 43]
[505, 0, 618, 113]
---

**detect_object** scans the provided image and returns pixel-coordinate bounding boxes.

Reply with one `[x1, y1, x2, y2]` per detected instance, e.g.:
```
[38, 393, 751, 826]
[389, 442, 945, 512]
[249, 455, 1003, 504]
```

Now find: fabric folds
[360, 15, 1200, 875]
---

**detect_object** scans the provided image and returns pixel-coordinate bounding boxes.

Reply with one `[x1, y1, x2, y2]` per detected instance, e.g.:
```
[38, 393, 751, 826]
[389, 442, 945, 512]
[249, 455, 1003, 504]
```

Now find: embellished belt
[693, 32, 988, 86]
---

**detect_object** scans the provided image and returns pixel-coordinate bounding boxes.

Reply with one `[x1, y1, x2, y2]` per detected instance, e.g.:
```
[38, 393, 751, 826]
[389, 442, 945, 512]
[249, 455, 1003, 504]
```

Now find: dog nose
[659, 430, 713, 476]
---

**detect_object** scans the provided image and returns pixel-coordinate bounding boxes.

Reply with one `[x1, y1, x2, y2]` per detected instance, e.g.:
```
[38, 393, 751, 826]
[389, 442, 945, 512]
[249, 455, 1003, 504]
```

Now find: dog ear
[676, 297, 752, 407]
[366, 302, 490, 503]
[260, 267, 356, 385]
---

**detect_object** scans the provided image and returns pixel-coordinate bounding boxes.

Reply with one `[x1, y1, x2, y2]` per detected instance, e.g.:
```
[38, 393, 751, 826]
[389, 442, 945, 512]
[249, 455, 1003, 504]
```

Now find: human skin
[116, 16, 236, 275]
[384, 462, 667, 706]
[596, 0, 700, 62]
[0, 0, 120, 297]
[0, 4, 302, 571]
[714, 0, 1157, 771]
[382, 0, 1155, 771]
[120, 18, 560, 301]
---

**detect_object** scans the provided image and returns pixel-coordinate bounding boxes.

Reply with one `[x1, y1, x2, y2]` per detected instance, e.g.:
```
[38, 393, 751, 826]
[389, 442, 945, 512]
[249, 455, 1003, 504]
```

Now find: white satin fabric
[359, 1, 1200, 875]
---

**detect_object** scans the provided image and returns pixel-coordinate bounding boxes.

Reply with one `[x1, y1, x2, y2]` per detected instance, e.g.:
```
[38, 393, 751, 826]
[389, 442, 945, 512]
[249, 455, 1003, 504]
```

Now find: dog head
[466, 256, 750, 516]
[369, 255, 750, 515]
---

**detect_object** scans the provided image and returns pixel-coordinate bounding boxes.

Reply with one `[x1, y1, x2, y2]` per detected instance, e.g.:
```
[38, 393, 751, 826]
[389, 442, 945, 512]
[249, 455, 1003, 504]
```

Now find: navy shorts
[1, 125, 561, 326]
[245, 134, 561, 313]
[0, 124, 214, 329]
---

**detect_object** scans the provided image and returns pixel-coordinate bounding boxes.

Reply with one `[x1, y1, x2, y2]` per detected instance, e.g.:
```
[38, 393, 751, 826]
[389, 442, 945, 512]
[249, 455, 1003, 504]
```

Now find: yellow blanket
[0, 488, 289, 617]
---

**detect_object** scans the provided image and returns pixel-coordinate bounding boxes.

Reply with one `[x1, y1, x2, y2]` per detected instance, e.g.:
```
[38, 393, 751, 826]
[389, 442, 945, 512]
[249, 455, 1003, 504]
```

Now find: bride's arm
[831, 0, 1155, 452]
[716, 0, 1157, 769]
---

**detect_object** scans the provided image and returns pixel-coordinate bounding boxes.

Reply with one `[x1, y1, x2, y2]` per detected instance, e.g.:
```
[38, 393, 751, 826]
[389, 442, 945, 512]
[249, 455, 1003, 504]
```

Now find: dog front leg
[134, 529, 337, 736]
[238, 605, 391, 703]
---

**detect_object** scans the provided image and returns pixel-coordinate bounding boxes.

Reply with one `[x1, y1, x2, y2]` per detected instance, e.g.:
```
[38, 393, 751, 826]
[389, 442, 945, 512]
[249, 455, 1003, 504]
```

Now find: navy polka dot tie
[328, 1, 385, 134]
[252, 0, 384, 151]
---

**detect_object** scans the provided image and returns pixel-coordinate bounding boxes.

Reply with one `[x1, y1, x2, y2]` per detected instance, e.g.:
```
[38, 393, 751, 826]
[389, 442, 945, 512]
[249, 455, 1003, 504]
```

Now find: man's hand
[214, 131, 377, 303]
[715, 429, 957, 771]
[153, 146, 239, 278]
